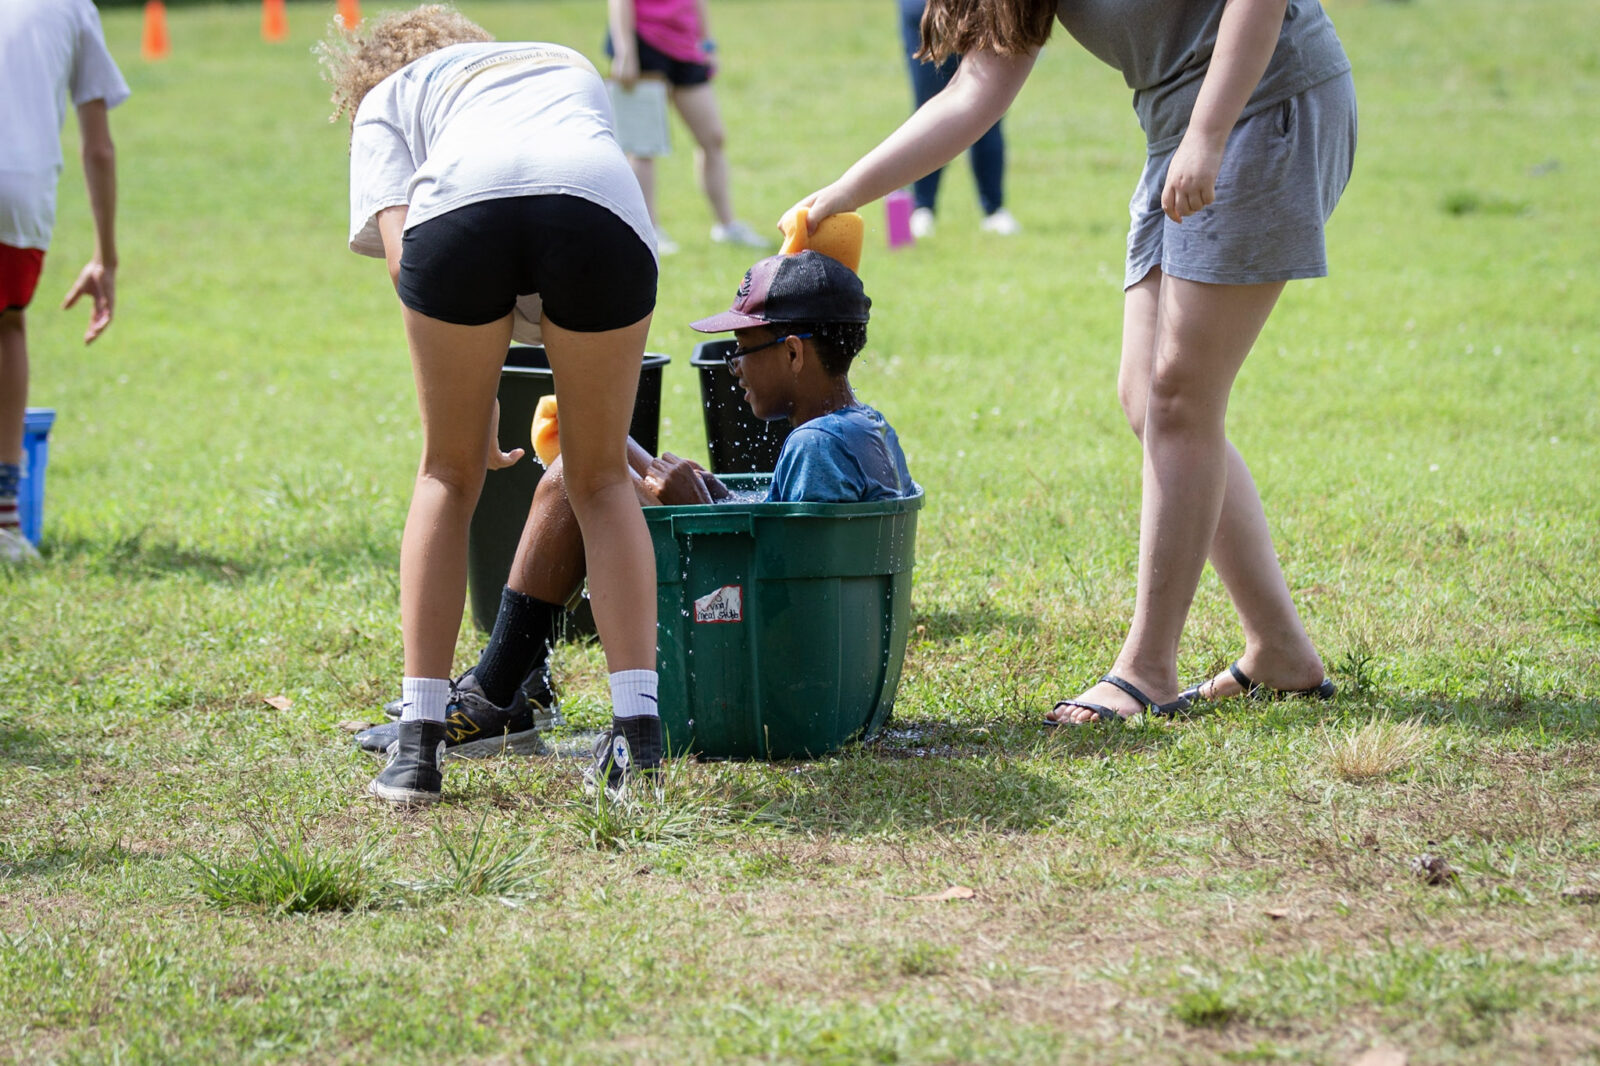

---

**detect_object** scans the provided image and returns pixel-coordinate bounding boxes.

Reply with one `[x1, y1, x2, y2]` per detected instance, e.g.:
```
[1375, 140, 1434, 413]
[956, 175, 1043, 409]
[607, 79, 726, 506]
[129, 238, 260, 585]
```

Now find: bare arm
[694, 0, 711, 51]
[60, 100, 117, 343]
[626, 436, 654, 476]
[606, 0, 639, 85]
[376, 204, 408, 290]
[1162, 0, 1289, 221]
[801, 47, 1037, 225]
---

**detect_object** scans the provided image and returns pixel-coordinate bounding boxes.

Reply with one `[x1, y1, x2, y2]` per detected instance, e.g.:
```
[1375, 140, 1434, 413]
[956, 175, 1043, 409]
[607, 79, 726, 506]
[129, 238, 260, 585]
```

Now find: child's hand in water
[700, 470, 732, 501]
[640, 454, 715, 505]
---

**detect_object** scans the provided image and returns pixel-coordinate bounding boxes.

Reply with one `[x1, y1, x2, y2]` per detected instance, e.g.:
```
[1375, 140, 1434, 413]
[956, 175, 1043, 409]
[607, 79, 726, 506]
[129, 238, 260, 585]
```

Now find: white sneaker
[0, 527, 40, 565]
[909, 207, 936, 240]
[709, 220, 772, 249]
[979, 208, 1021, 236]
[653, 226, 679, 256]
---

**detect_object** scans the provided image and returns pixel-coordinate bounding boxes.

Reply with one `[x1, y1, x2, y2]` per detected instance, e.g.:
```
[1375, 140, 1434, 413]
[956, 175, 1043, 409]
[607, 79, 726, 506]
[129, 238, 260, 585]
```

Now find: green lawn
[3, 1, 1598, 1063]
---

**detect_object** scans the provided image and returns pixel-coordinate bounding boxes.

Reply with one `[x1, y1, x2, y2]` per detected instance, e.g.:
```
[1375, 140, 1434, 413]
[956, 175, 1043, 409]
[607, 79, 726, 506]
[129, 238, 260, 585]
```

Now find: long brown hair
[917, 0, 1056, 63]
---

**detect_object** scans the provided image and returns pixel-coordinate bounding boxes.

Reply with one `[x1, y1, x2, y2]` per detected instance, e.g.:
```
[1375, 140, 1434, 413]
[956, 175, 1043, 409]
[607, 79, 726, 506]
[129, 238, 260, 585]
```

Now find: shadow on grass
[733, 718, 1182, 835]
[1220, 686, 1600, 741]
[0, 720, 78, 769]
[914, 599, 1040, 642]
[0, 841, 160, 883]
[43, 528, 398, 583]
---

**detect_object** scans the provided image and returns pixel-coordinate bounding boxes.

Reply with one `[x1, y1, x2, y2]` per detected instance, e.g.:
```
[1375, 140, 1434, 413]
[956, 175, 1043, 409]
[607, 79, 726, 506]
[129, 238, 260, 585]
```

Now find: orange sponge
[777, 207, 863, 272]
[530, 395, 560, 467]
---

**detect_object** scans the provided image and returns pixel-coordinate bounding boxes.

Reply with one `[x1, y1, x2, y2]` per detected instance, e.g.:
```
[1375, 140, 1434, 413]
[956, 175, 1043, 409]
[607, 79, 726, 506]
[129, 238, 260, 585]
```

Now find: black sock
[475, 587, 562, 707]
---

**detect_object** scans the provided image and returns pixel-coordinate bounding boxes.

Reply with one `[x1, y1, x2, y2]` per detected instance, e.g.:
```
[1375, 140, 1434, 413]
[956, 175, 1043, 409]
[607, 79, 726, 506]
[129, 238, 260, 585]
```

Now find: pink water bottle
[885, 189, 915, 249]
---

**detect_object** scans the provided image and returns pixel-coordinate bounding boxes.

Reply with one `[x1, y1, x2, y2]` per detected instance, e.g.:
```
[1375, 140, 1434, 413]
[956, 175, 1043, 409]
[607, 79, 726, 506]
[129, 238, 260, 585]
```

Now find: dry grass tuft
[1322, 719, 1433, 782]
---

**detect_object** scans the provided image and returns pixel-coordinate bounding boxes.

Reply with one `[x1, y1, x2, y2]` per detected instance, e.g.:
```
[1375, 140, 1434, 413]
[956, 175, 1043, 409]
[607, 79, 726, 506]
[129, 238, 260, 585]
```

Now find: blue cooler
[19, 408, 55, 546]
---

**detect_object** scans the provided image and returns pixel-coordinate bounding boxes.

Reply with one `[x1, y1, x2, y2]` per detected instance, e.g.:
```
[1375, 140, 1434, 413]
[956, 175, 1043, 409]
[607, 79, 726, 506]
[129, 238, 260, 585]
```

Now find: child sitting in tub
[355, 249, 913, 767]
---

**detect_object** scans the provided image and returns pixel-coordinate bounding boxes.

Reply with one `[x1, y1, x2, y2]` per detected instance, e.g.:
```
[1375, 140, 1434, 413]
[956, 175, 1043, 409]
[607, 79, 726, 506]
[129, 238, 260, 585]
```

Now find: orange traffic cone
[337, 0, 361, 30]
[262, 0, 288, 42]
[141, 0, 170, 61]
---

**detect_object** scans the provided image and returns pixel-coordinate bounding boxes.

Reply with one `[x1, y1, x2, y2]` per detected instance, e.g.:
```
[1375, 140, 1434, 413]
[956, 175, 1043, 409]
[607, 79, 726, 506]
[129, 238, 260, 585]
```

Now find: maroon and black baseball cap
[690, 250, 871, 333]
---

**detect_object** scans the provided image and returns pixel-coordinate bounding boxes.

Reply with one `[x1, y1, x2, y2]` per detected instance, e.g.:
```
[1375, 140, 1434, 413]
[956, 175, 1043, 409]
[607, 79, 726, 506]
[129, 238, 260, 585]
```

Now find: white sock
[400, 676, 451, 723]
[609, 669, 659, 720]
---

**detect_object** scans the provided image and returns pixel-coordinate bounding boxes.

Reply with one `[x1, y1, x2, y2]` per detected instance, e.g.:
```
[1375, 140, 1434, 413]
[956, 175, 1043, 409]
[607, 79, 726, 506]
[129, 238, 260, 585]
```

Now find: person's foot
[585, 715, 663, 796]
[709, 220, 773, 249]
[1184, 657, 1332, 703]
[1044, 672, 1185, 726]
[979, 208, 1021, 236]
[654, 226, 679, 256]
[381, 668, 562, 729]
[0, 527, 41, 565]
[361, 673, 548, 758]
[909, 207, 936, 240]
[368, 719, 446, 806]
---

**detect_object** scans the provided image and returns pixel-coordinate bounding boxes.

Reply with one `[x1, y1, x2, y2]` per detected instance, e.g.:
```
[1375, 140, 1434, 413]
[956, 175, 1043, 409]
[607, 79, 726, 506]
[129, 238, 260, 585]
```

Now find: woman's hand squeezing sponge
[777, 207, 864, 272]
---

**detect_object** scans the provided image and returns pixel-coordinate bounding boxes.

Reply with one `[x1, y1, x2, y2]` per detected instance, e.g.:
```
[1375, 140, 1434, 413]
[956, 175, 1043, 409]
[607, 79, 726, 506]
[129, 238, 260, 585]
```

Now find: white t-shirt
[348, 43, 655, 343]
[0, 0, 131, 250]
[348, 42, 655, 257]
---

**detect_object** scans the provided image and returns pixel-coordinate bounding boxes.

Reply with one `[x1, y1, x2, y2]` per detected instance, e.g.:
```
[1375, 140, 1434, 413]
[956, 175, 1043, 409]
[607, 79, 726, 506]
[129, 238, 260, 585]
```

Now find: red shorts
[0, 243, 46, 312]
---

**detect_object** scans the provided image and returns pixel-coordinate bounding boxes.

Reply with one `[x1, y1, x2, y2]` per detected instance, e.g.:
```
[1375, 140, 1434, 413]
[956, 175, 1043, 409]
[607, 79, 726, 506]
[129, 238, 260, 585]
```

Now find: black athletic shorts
[396, 194, 657, 333]
[603, 31, 712, 87]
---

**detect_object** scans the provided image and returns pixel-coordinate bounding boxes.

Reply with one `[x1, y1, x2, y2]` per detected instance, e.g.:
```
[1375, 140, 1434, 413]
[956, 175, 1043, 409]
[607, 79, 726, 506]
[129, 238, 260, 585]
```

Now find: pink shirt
[632, 0, 708, 66]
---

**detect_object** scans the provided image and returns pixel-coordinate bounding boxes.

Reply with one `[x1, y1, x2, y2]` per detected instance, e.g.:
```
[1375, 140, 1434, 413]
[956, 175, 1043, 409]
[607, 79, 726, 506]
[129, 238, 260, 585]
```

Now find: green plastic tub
[646, 474, 923, 760]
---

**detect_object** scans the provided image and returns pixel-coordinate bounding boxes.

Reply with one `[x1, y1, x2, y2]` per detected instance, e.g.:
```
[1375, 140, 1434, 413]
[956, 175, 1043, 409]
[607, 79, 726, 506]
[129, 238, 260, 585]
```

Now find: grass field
[3, 1, 1599, 1062]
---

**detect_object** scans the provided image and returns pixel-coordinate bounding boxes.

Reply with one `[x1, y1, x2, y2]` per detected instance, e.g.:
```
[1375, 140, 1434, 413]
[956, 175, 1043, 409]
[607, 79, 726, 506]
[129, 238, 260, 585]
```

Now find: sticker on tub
[694, 585, 743, 623]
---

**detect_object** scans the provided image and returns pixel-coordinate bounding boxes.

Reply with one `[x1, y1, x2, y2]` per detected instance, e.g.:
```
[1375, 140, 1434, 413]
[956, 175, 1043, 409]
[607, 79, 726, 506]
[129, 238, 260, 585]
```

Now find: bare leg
[500, 437, 655, 628]
[0, 311, 27, 466]
[539, 314, 657, 673]
[1117, 271, 1328, 698]
[398, 310, 514, 681]
[506, 456, 587, 606]
[1052, 270, 1311, 723]
[671, 83, 734, 227]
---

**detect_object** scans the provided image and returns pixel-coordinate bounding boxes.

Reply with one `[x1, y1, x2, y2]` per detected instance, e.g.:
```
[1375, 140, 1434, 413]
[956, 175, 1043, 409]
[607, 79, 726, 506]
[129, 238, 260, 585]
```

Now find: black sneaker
[368, 719, 446, 806]
[381, 668, 562, 729]
[585, 715, 663, 795]
[358, 674, 547, 758]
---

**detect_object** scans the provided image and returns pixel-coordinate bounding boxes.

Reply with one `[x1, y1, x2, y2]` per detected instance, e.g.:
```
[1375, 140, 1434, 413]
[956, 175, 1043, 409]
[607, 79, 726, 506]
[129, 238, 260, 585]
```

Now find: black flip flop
[1180, 660, 1337, 704]
[1045, 673, 1192, 727]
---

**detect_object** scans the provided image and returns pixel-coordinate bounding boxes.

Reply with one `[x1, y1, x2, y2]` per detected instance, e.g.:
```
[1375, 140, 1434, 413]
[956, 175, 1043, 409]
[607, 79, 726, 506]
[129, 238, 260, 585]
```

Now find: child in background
[0, 0, 129, 563]
[604, 0, 769, 254]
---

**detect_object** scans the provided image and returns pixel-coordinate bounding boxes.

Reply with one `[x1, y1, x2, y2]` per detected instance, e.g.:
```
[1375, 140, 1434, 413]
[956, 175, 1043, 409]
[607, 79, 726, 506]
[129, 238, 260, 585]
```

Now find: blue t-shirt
[767, 405, 915, 504]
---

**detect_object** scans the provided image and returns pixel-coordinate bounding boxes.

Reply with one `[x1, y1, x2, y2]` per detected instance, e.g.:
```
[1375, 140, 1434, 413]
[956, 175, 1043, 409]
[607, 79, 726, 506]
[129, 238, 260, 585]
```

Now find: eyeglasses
[724, 332, 812, 366]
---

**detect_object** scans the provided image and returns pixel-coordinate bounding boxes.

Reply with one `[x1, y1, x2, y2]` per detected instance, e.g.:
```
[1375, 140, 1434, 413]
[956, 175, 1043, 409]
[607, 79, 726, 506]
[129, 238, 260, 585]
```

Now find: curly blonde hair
[317, 4, 493, 124]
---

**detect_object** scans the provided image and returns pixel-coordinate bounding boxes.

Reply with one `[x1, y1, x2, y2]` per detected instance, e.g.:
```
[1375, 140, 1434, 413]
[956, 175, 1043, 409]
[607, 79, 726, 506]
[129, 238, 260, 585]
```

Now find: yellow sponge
[777, 207, 863, 272]
[530, 394, 560, 467]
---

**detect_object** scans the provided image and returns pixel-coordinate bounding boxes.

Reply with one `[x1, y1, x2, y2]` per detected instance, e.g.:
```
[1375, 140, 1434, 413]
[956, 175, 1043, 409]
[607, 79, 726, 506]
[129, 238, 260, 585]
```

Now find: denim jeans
[898, 0, 1006, 215]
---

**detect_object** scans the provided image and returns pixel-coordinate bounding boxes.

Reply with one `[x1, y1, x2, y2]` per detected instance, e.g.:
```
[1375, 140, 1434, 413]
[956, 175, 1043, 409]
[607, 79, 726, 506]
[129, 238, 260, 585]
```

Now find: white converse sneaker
[909, 207, 936, 240]
[653, 226, 680, 256]
[709, 220, 772, 249]
[979, 208, 1021, 236]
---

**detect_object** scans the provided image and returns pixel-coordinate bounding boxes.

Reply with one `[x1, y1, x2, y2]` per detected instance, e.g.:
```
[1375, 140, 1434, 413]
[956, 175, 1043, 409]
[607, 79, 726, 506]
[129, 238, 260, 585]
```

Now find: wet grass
[2, 0, 1598, 1062]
